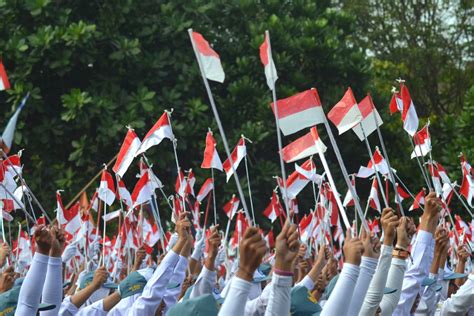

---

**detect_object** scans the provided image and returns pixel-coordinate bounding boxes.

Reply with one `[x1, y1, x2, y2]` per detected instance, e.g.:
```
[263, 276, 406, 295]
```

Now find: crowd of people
[0, 190, 471, 315]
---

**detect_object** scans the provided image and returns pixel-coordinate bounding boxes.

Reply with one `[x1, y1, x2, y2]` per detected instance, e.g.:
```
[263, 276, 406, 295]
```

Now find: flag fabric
[131, 171, 153, 208]
[196, 178, 213, 203]
[389, 92, 403, 114]
[352, 95, 383, 141]
[289, 198, 299, 214]
[281, 127, 327, 163]
[396, 183, 411, 202]
[411, 124, 431, 158]
[0, 93, 29, 154]
[343, 176, 356, 207]
[294, 159, 322, 184]
[57, 193, 81, 236]
[459, 155, 474, 207]
[259, 32, 278, 90]
[223, 196, 240, 219]
[277, 168, 310, 200]
[271, 89, 325, 136]
[264, 230, 275, 249]
[409, 189, 425, 211]
[231, 212, 248, 248]
[103, 210, 121, 222]
[117, 179, 132, 208]
[136, 112, 174, 156]
[201, 131, 223, 171]
[368, 218, 380, 234]
[434, 162, 451, 184]
[263, 192, 283, 223]
[190, 31, 225, 83]
[368, 178, 381, 212]
[175, 169, 187, 197]
[0, 61, 10, 91]
[400, 84, 419, 136]
[113, 129, 141, 178]
[222, 137, 246, 182]
[98, 170, 116, 206]
[328, 87, 363, 135]
[3, 154, 22, 177]
[356, 148, 390, 178]
[186, 170, 196, 197]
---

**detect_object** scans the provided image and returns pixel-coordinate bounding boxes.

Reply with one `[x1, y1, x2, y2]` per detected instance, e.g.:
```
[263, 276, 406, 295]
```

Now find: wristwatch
[392, 248, 410, 259]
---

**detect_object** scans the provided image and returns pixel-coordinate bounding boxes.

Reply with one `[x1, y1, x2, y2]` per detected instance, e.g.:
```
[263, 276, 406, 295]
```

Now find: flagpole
[264, 31, 290, 217]
[320, 108, 370, 232]
[0, 205, 7, 244]
[0, 183, 35, 222]
[242, 137, 256, 224]
[409, 136, 433, 191]
[392, 173, 417, 200]
[188, 28, 251, 223]
[360, 125, 389, 208]
[102, 192, 107, 263]
[211, 168, 218, 225]
[149, 197, 167, 252]
[203, 193, 212, 228]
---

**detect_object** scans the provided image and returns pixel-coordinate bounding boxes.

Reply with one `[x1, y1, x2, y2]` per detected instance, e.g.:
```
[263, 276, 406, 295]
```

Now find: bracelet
[395, 245, 408, 251]
[274, 268, 294, 277]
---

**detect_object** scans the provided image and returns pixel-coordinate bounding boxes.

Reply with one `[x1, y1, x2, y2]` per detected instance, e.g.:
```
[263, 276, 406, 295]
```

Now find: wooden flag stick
[188, 28, 252, 223]
[211, 168, 217, 226]
[409, 136, 433, 191]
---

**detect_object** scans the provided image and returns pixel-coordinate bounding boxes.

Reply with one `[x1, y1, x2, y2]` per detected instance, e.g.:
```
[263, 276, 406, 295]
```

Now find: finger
[345, 228, 352, 241]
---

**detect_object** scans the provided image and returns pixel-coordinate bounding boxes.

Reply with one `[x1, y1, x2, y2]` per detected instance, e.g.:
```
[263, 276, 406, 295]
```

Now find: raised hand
[50, 225, 66, 258]
[236, 227, 267, 282]
[396, 217, 415, 249]
[91, 266, 109, 290]
[0, 266, 15, 293]
[343, 228, 364, 266]
[361, 229, 381, 259]
[0, 243, 10, 267]
[34, 225, 53, 256]
[204, 225, 221, 271]
[275, 220, 300, 272]
[132, 246, 146, 271]
[456, 244, 470, 264]
[421, 192, 441, 234]
[380, 208, 399, 246]
[172, 212, 192, 254]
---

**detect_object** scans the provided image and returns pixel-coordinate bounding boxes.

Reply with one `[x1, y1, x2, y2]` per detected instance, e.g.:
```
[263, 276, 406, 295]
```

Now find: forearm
[40, 257, 63, 316]
[102, 292, 121, 312]
[348, 256, 378, 315]
[163, 256, 188, 314]
[70, 285, 99, 308]
[218, 277, 252, 316]
[454, 261, 466, 288]
[380, 258, 407, 316]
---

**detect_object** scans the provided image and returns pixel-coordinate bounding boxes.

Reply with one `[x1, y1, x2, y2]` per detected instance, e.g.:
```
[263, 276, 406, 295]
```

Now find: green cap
[383, 287, 397, 294]
[167, 294, 218, 316]
[118, 271, 148, 298]
[79, 271, 117, 290]
[290, 286, 322, 316]
[0, 286, 55, 315]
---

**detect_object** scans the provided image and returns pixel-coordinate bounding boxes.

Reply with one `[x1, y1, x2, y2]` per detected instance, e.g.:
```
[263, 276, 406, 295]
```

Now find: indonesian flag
[175, 169, 187, 197]
[368, 218, 380, 234]
[14, 231, 32, 266]
[459, 155, 474, 207]
[190, 31, 225, 83]
[57, 193, 81, 236]
[411, 124, 431, 158]
[1, 93, 29, 154]
[143, 219, 160, 247]
[131, 171, 153, 208]
[0, 199, 14, 212]
[400, 84, 419, 136]
[271, 89, 325, 136]
[223, 196, 240, 219]
[435, 162, 451, 184]
[259, 32, 278, 90]
[328, 87, 363, 135]
[231, 212, 248, 248]
[117, 179, 132, 208]
[409, 189, 425, 211]
[103, 209, 121, 222]
[3, 154, 22, 177]
[136, 112, 174, 156]
[299, 212, 317, 243]
[264, 230, 275, 249]
[0, 61, 10, 91]
[368, 178, 381, 212]
[263, 192, 283, 223]
[281, 127, 327, 163]
[295, 159, 322, 184]
[277, 169, 310, 200]
[98, 170, 116, 206]
[396, 183, 411, 202]
[427, 162, 443, 196]
[113, 129, 141, 177]
[289, 198, 299, 214]
[389, 91, 403, 114]
[90, 190, 99, 212]
[352, 95, 383, 141]
[222, 137, 246, 182]
[196, 178, 213, 203]
[356, 148, 390, 178]
[186, 170, 196, 197]
[343, 176, 356, 207]
[201, 131, 223, 171]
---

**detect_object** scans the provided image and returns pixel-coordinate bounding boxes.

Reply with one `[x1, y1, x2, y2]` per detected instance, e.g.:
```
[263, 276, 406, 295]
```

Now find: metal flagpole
[409, 136, 433, 191]
[188, 28, 251, 223]
[211, 168, 217, 225]
[0, 183, 35, 222]
[392, 173, 417, 200]
[101, 191, 107, 264]
[243, 153, 256, 224]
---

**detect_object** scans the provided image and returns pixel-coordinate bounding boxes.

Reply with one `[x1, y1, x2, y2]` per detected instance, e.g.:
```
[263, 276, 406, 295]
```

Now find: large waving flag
[351, 95, 383, 141]
[117, 179, 132, 208]
[459, 155, 474, 207]
[131, 171, 153, 208]
[328, 87, 363, 135]
[113, 129, 141, 178]
[356, 148, 390, 178]
[281, 127, 327, 163]
[1, 93, 29, 154]
[201, 131, 223, 171]
[400, 83, 419, 136]
[295, 159, 322, 184]
[98, 170, 116, 206]
[259, 32, 278, 90]
[222, 137, 246, 182]
[271, 89, 325, 136]
[136, 112, 174, 156]
[389, 90, 403, 114]
[190, 31, 225, 83]
[410, 123, 431, 158]
[0, 61, 10, 91]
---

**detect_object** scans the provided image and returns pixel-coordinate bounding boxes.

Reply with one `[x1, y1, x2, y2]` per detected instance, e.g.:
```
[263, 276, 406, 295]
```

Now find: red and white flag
[259, 32, 278, 90]
[143, 219, 160, 247]
[389, 91, 403, 114]
[186, 170, 196, 197]
[263, 192, 283, 223]
[271, 89, 325, 136]
[190, 31, 225, 83]
[289, 198, 299, 214]
[409, 189, 425, 211]
[368, 178, 381, 212]
[222, 137, 246, 182]
[131, 171, 153, 208]
[427, 162, 443, 196]
[175, 169, 187, 197]
[0, 61, 10, 91]
[434, 162, 451, 184]
[411, 123, 431, 158]
[459, 155, 474, 207]
[295, 159, 322, 184]
[277, 169, 310, 200]
[351, 95, 383, 141]
[281, 127, 327, 163]
[117, 179, 132, 208]
[1, 93, 29, 154]
[400, 84, 419, 136]
[196, 178, 213, 203]
[395, 183, 411, 202]
[201, 131, 223, 171]
[328, 87, 363, 135]
[103, 209, 121, 222]
[231, 212, 248, 248]
[57, 193, 81, 236]
[98, 170, 116, 206]
[368, 218, 380, 234]
[136, 112, 174, 156]
[223, 196, 240, 219]
[264, 230, 275, 249]
[3, 154, 22, 177]
[113, 129, 141, 177]
[356, 148, 390, 178]
[343, 176, 356, 207]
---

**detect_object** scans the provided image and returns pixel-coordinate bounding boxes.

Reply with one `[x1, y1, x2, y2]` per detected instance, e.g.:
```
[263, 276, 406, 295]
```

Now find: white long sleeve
[415, 272, 439, 315]
[128, 250, 180, 316]
[244, 281, 272, 316]
[218, 277, 252, 316]
[440, 274, 474, 316]
[264, 273, 292, 316]
[296, 275, 315, 291]
[393, 230, 434, 316]
[59, 296, 78, 316]
[321, 263, 360, 316]
[15, 252, 50, 316]
[190, 266, 216, 298]
[41, 256, 63, 316]
[349, 256, 378, 315]
[162, 255, 188, 314]
[75, 299, 106, 316]
[380, 258, 407, 316]
[359, 245, 393, 316]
